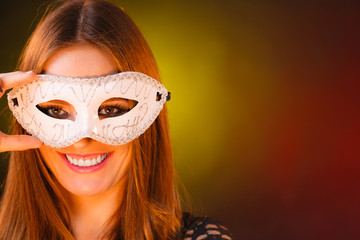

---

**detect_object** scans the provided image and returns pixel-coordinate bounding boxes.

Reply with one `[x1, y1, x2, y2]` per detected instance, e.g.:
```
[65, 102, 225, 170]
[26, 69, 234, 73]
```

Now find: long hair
[0, 0, 182, 239]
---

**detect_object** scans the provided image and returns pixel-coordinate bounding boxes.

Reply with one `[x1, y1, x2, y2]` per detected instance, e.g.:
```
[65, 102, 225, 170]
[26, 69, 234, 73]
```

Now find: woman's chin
[60, 177, 110, 197]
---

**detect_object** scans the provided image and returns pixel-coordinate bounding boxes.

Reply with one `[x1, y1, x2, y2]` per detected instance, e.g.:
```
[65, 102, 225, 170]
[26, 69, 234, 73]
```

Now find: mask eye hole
[36, 100, 76, 121]
[98, 98, 137, 120]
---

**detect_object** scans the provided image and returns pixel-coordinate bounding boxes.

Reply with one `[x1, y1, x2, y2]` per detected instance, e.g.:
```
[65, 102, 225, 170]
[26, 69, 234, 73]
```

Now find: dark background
[1, 0, 360, 239]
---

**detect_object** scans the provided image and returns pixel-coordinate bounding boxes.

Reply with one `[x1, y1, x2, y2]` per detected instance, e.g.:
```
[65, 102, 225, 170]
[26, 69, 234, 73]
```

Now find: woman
[0, 0, 232, 239]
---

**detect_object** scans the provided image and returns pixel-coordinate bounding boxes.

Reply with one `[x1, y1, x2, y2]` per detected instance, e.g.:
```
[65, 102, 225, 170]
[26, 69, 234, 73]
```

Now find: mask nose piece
[77, 110, 98, 140]
[89, 112, 100, 137]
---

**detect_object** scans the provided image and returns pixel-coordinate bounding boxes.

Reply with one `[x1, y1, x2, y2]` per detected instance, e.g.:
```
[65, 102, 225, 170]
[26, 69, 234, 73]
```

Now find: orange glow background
[1, 0, 360, 239]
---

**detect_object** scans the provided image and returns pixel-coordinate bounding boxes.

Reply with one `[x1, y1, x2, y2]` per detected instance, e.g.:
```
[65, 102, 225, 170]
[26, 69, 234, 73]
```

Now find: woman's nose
[72, 138, 93, 149]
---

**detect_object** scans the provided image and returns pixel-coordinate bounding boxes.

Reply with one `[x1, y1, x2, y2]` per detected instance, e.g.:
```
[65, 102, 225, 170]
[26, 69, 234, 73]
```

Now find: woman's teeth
[65, 153, 108, 167]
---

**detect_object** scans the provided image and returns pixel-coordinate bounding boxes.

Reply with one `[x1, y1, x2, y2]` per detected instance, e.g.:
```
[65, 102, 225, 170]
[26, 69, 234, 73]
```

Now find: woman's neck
[64, 180, 125, 240]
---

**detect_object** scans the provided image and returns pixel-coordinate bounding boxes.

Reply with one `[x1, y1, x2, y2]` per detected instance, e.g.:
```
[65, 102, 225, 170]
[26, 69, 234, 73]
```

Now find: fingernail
[25, 70, 34, 74]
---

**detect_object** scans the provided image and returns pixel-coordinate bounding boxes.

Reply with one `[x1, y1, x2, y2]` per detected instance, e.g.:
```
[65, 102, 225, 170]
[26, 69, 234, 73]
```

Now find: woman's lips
[57, 152, 113, 173]
[65, 153, 108, 167]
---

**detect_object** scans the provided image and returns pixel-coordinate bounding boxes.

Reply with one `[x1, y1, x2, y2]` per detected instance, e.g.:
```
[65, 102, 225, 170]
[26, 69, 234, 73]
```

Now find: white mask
[7, 72, 170, 148]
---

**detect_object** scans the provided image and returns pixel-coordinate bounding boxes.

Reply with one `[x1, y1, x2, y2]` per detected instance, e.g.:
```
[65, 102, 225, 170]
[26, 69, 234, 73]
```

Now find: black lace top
[181, 212, 233, 240]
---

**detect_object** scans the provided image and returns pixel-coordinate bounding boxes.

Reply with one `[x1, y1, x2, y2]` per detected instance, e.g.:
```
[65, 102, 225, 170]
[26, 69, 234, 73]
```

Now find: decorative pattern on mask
[8, 72, 169, 148]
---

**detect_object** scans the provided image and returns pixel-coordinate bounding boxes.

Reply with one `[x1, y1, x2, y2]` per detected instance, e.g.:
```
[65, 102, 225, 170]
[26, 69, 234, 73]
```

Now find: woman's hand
[0, 71, 43, 152]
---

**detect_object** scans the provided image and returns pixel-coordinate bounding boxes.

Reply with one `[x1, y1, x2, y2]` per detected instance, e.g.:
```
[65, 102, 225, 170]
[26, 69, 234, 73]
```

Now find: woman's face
[39, 44, 131, 197]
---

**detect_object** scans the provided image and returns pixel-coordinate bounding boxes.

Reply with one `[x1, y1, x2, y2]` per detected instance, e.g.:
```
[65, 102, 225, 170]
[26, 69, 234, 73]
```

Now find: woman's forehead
[43, 44, 117, 78]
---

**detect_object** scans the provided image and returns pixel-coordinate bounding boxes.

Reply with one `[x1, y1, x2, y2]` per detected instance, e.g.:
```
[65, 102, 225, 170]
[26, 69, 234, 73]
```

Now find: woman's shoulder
[181, 212, 233, 240]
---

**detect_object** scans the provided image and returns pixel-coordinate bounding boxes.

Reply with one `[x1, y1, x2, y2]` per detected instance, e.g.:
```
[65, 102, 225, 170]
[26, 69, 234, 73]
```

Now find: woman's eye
[105, 107, 115, 114]
[36, 105, 70, 120]
[98, 105, 129, 119]
[51, 107, 61, 114]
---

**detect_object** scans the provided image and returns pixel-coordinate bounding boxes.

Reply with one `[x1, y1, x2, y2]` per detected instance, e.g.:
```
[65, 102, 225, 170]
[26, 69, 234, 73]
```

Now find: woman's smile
[57, 151, 113, 173]
[65, 152, 109, 167]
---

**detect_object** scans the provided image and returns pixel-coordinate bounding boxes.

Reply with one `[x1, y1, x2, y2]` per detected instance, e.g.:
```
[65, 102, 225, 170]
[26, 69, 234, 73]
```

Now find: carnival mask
[8, 72, 170, 148]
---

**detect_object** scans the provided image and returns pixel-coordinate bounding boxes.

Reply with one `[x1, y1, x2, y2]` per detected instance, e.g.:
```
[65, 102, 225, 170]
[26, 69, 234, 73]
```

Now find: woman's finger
[0, 71, 37, 95]
[0, 132, 43, 152]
